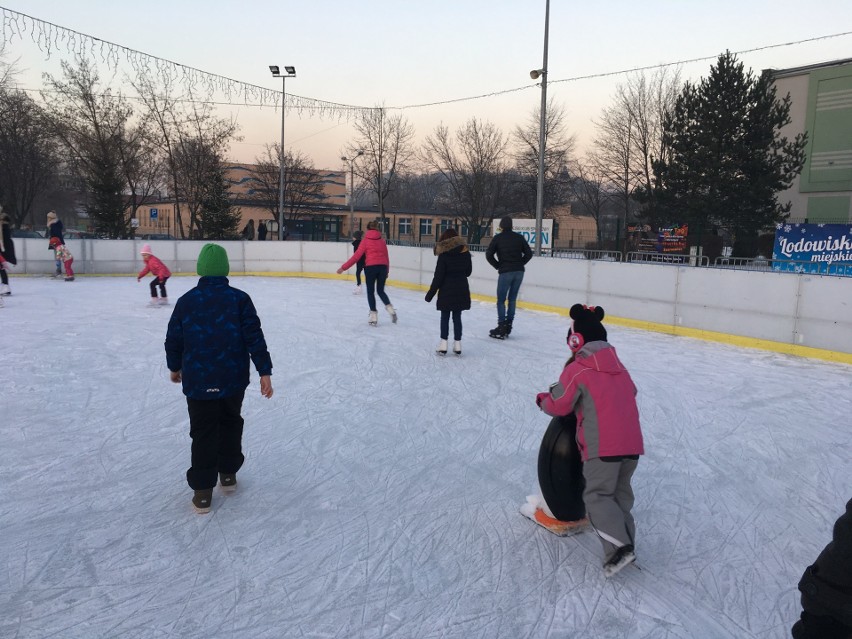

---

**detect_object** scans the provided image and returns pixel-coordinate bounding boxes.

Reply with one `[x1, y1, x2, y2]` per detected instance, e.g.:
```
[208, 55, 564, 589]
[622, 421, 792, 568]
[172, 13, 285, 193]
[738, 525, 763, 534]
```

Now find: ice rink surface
[2, 275, 850, 638]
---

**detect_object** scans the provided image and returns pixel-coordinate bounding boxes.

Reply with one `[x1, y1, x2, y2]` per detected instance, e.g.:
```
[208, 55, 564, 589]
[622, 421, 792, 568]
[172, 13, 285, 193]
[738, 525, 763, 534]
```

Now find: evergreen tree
[198, 162, 240, 239]
[645, 52, 806, 255]
[86, 142, 128, 237]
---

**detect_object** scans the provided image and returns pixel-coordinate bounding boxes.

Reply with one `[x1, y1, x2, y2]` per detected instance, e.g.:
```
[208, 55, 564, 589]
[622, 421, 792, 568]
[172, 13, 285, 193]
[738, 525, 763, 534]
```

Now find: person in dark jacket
[257, 221, 268, 241]
[46, 210, 64, 277]
[351, 230, 366, 294]
[165, 243, 274, 514]
[0, 208, 15, 295]
[792, 498, 852, 638]
[485, 216, 533, 339]
[425, 228, 472, 355]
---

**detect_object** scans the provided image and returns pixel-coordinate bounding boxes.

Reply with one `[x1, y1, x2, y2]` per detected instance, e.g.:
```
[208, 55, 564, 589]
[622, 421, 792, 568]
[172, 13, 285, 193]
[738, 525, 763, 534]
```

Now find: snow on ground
[2, 274, 850, 639]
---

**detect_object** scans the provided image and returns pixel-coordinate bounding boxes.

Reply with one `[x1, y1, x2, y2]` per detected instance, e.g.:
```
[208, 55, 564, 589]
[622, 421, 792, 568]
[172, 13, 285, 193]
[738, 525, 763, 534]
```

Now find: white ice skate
[368, 310, 378, 326]
[436, 339, 447, 355]
[385, 304, 397, 323]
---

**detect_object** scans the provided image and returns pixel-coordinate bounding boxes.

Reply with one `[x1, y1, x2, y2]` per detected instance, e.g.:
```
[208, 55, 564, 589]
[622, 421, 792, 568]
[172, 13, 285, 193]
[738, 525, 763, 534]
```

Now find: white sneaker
[453, 340, 462, 356]
[368, 310, 378, 326]
[385, 304, 397, 323]
[436, 339, 447, 355]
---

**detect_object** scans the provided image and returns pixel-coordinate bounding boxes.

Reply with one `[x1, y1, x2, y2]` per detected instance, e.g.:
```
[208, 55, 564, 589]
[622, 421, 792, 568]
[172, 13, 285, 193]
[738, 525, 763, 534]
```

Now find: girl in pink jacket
[137, 244, 172, 305]
[337, 221, 397, 326]
[536, 304, 644, 578]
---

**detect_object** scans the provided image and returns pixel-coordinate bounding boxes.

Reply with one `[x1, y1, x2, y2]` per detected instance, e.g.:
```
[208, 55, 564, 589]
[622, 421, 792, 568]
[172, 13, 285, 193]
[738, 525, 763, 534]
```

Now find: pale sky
[4, 0, 852, 171]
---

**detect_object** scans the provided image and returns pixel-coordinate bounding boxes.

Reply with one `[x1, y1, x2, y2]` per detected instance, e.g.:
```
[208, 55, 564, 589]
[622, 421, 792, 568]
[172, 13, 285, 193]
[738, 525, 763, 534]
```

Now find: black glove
[425, 290, 435, 303]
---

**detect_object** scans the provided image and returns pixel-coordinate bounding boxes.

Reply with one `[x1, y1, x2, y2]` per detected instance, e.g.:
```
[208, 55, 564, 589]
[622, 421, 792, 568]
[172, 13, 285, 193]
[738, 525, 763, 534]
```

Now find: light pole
[530, 0, 550, 256]
[341, 150, 364, 238]
[269, 65, 296, 241]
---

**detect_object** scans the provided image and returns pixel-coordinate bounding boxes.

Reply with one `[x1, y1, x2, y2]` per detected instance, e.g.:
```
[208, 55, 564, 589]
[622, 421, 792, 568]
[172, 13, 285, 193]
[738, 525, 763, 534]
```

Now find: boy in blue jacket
[165, 243, 273, 513]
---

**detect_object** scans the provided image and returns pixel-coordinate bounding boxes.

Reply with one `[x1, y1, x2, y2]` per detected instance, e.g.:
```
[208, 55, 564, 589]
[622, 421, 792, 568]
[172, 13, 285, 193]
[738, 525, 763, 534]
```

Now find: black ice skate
[489, 322, 508, 340]
[219, 473, 237, 492]
[192, 489, 213, 514]
[603, 544, 636, 578]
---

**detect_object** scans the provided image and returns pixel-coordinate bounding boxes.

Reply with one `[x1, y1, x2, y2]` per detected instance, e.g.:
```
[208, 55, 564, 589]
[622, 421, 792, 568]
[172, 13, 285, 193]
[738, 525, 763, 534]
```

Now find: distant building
[131, 163, 597, 244]
[772, 58, 852, 223]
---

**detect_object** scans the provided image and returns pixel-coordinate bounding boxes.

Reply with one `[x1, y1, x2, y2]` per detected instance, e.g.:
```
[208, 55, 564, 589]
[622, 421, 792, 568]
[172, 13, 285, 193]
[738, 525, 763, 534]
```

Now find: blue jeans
[364, 264, 391, 311]
[496, 271, 524, 323]
[440, 309, 463, 341]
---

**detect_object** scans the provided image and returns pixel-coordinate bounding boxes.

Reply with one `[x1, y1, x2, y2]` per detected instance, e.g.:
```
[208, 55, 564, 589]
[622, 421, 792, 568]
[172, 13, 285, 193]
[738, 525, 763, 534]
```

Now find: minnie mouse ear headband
[567, 304, 607, 353]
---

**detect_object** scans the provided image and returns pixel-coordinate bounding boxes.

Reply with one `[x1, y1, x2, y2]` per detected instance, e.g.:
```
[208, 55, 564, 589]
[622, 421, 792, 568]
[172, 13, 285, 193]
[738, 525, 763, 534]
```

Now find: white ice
[2, 275, 850, 639]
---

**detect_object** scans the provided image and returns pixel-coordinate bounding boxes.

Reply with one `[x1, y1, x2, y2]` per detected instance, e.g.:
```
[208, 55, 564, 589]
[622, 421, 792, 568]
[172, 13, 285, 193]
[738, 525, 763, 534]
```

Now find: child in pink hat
[137, 244, 172, 305]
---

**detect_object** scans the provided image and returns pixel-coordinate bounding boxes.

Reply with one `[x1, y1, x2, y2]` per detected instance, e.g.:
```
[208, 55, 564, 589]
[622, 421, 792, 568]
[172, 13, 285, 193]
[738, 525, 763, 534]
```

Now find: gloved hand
[536, 392, 549, 409]
[425, 290, 435, 303]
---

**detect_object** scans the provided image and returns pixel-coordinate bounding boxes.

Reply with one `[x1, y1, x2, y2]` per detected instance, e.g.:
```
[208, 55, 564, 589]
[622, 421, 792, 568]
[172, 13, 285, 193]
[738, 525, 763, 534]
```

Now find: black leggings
[150, 276, 168, 298]
[355, 261, 365, 286]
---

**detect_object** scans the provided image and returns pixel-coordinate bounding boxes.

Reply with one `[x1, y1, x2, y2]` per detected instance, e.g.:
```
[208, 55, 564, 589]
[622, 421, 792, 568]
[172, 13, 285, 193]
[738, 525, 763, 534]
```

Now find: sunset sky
[4, 0, 852, 171]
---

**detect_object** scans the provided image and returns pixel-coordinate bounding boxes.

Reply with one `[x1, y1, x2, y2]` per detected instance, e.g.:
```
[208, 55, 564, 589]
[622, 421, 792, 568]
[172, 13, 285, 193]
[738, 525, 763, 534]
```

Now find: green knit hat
[197, 243, 230, 277]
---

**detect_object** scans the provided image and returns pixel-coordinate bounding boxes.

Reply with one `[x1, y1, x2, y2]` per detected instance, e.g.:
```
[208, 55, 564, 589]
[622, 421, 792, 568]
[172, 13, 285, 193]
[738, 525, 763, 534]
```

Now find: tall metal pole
[533, 0, 550, 256]
[277, 76, 286, 241]
[348, 159, 355, 237]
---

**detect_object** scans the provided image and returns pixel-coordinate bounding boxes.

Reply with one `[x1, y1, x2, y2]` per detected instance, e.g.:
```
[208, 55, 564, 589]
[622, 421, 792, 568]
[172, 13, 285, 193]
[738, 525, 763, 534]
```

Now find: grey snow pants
[582, 457, 639, 563]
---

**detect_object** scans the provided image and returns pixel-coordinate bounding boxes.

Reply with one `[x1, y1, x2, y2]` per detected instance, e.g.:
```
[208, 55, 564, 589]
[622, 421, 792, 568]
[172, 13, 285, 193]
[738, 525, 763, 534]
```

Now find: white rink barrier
[11, 238, 852, 359]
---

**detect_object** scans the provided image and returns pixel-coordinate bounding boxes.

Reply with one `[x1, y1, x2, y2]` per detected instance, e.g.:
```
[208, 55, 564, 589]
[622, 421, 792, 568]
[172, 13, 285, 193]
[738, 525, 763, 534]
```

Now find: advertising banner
[637, 224, 688, 253]
[491, 218, 553, 250]
[772, 223, 852, 275]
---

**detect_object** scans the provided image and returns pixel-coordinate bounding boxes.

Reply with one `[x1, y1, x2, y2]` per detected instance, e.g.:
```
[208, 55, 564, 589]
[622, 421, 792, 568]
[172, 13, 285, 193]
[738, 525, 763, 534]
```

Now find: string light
[2, 6, 851, 114]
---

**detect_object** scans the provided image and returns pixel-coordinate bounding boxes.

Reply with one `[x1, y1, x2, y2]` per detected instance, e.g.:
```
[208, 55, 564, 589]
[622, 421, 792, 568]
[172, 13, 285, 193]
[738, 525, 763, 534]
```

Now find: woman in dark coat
[425, 228, 472, 355]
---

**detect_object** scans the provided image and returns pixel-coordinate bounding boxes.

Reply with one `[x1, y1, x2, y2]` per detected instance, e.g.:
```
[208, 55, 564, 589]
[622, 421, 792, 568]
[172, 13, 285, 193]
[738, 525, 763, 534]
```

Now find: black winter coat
[1, 220, 15, 264]
[427, 237, 472, 312]
[797, 497, 852, 629]
[485, 229, 532, 273]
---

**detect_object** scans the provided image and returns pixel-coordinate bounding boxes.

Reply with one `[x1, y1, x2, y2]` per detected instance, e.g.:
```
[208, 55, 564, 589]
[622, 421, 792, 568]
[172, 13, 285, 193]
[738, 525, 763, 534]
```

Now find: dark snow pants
[185, 391, 246, 490]
[149, 276, 168, 298]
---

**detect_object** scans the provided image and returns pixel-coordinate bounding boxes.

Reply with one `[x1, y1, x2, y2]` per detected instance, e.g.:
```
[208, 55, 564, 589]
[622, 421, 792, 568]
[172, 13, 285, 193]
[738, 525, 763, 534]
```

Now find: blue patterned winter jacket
[165, 277, 273, 400]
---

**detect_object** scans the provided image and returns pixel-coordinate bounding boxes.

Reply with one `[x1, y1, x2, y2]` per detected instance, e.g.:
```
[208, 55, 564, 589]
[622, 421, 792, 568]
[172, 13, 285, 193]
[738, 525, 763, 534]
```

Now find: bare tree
[345, 107, 415, 228]
[421, 118, 509, 243]
[594, 68, 681, 230]
[247, 144, 325, 227]
[512, 99, 575, 216]
[0, 90, 62, 228]
[114, 111, 164, 236]
[134, 74, 239, 238]
[568, 154, 611, 248]
[42, 59, 133, 237]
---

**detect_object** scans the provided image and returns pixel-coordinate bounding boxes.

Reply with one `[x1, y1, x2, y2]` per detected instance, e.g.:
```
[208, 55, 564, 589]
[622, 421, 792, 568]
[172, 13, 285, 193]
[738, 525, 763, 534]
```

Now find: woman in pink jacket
[137, 244, 172, 305]
[536, 304, 644, 578]
[337, 221, 397, 326]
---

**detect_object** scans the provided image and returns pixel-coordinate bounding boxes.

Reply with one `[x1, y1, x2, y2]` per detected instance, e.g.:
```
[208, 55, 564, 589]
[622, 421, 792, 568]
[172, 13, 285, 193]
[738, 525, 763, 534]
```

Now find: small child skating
[536, 304, 643, 577]
[49, 236, 75, 281]
[137, 244, 172, 305]
[165, 243, 273, 514]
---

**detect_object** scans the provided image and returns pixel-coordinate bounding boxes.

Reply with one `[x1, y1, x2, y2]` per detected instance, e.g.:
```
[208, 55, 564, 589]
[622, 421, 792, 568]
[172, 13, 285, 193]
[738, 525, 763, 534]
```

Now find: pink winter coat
[138, 255, 171, 280]
[340, 229, 389, 272]
[537, 342, 644, 461]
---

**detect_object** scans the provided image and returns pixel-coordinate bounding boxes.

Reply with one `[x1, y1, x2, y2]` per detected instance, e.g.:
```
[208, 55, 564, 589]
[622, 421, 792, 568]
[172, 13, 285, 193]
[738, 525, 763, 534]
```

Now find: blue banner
[772, 223, 852, 275]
